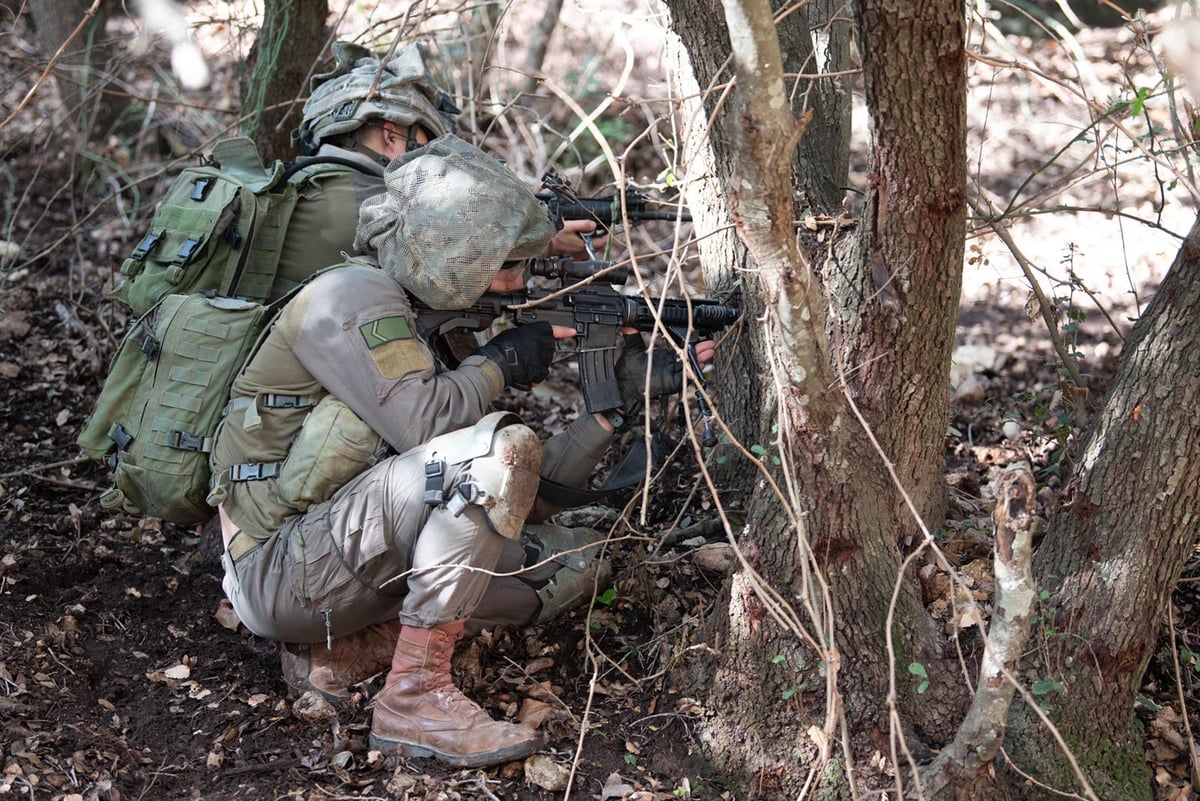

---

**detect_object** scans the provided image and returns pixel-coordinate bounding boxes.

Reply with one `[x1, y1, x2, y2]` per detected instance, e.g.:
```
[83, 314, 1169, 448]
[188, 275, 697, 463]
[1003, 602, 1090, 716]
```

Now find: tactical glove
[615, 333, 684, 416]
[475, 321, 557, 388]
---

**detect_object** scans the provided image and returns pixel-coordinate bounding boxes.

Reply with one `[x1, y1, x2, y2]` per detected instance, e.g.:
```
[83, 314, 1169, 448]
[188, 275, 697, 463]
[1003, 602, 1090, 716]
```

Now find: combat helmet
[296, 41, 460, 156]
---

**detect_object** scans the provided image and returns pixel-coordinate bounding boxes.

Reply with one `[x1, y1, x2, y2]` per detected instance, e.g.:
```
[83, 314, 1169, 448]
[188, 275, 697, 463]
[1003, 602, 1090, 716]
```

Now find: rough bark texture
[778, 0, 854, 215]
[834, 0, 967, 533]
[239, 0, 329, 158]
[974, 213, 1200, 801]
[660, 0, 966, 795]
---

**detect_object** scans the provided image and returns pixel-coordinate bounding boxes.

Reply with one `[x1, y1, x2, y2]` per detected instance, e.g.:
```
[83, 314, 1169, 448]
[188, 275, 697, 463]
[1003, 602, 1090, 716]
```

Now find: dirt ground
[3, 3, 1200, 801]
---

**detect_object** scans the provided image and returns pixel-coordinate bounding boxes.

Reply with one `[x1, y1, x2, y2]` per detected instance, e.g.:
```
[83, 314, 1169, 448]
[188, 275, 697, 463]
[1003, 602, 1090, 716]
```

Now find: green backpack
[79, 137, 364, 525]
[109, 136, 353, 317]
[77, 292, 282, 525]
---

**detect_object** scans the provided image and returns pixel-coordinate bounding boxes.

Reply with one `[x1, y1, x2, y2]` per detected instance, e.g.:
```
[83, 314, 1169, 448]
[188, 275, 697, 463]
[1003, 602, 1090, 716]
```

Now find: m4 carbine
[536, 172, 692, 233]
[415, 257, 739, 443]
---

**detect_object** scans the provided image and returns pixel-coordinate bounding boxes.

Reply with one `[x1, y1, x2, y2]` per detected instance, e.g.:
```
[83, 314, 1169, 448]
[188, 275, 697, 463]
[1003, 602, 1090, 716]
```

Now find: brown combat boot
[280, 620, 401, 703]
[369, 621, 544, 767]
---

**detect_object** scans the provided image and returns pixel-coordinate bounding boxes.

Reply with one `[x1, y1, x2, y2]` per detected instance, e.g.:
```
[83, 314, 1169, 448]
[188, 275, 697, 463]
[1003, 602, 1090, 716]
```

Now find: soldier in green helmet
[210, 138, 710, 767]
[274, 40, 601, 299]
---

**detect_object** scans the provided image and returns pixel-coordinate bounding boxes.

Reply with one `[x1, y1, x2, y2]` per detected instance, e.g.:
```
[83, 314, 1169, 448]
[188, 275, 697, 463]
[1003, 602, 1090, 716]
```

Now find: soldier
[208, 136, 703, 767]
[273, 40, 600, 299]
[251, 40, 619, 709]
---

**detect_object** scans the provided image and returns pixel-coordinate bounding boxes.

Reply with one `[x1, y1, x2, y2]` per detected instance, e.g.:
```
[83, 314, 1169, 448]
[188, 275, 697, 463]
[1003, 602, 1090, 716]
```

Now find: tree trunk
[661, 0, 967, 794]
[835, 0, 967, 533]
[780, 0, 854, 216]
[240, 0, 329, 158]
[29, 0, 124, 144]
[965, 213, 1200, 801]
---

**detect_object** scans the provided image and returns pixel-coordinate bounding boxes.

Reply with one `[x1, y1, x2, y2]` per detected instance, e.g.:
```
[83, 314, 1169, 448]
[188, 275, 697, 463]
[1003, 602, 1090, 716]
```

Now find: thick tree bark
[835, 0, 967, 533]
[661, 0, 966, 795]
[971, 213, 1200, 801]
[779, 0, 854, 215]
[239, 0, 329, 158]
[662, 0, 1200, 798]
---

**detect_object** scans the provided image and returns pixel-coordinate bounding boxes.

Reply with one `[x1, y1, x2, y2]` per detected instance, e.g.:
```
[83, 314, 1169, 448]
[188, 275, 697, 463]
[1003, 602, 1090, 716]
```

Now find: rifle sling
[535, 435, 661, 508]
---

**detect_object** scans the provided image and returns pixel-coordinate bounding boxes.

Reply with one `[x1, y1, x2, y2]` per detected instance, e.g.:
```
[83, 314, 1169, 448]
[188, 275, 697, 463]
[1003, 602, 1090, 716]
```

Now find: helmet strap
[350, 140, 390, 167]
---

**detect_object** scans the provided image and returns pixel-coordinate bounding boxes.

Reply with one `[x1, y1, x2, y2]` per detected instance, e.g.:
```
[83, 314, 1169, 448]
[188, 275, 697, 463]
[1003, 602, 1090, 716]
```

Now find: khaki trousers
[222, 445, 506, 643]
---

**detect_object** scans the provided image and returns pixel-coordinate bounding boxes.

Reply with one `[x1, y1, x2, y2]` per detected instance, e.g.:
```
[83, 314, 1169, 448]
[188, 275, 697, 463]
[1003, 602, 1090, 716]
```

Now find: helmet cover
[355, 136, 556, 309]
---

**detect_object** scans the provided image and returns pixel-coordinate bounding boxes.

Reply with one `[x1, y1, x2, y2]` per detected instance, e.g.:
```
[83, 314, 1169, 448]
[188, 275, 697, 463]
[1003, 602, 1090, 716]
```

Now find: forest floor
[4, 3, 1200, 801]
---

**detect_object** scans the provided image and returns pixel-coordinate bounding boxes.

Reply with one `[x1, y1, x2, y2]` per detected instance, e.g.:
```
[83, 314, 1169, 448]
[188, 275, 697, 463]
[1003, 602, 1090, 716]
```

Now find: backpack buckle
[175, 237, 201, 265]
[262, 394, 309, 409]
[139, 335, 161, 360]
[190, 176, 215, 201]
[423, 458, 445, 505]
[166, 430, 209, 452]
[227, 462, 282, 482]
[130, 230, 163, 261]
[108, 423, 135, 451]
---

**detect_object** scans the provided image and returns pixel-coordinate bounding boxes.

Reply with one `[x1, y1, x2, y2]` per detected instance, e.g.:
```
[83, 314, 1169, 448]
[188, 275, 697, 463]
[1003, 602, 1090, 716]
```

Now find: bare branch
[920, 463, 1037, 798]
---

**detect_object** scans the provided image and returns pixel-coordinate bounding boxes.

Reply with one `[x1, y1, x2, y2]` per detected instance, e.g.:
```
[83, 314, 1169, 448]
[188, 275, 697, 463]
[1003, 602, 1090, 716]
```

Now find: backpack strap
[226, 155, 378, 303]
[213, 267, 339, 490]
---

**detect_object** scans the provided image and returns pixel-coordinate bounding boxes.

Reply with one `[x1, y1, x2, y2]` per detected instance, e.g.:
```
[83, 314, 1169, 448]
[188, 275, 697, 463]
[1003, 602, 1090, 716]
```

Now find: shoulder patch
[360, 316, 414, 347]
[359, 316, 431, 379]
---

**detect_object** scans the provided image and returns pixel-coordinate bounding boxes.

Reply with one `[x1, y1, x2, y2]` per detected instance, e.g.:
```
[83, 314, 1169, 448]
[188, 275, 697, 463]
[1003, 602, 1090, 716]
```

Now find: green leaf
[1136, 695, 1162, 712]
[907, 662, 928, 679]
[781, 687, 798, 700]
[1130, 86, 1151, 117]
[917, 680, 929, 694]
[597, 588, 618, 606]
[771, 654, 786, 664]
[1031, 679, 1062, 696]
[750, 444, 767, 456]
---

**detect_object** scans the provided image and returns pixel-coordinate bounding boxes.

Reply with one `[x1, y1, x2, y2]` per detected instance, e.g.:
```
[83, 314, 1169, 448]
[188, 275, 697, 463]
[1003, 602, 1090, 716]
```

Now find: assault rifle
[537, 172, 692, 236]
[415, 257, 739, 445]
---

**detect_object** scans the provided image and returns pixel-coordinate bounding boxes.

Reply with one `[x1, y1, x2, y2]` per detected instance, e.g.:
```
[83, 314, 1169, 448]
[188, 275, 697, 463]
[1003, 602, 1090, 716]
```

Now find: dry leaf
[517, 697, 558, 729]
[602, 772, 636, 800]
[163, 664, 190, 680]
[524, 754, 570, 792]
[525, 656, 554, 674]
[213, 599, 241, 631]
[292, 691, 337, 725]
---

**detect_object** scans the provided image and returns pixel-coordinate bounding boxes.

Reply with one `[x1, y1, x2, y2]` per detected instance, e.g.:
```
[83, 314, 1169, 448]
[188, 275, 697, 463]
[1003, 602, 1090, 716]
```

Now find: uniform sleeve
[540, 413, 612, 487]
[282, 267, 504, 454]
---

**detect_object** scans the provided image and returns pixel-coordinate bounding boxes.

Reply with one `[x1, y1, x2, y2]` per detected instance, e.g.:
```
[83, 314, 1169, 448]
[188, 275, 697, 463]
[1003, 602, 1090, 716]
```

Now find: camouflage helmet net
[296, 41, 458, 154]
[355, 136, 557, 309]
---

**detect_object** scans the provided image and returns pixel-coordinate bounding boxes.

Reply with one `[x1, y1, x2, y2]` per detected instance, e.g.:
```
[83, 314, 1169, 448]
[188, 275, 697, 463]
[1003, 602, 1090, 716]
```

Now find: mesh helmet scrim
[296, 41, 459, 155]
[355, 136, 557, 309]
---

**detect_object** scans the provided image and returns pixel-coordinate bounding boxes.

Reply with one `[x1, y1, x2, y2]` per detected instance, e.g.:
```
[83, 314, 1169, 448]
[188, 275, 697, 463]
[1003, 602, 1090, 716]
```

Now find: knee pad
[464, 422, 542, 540]
[424, 412, 543, 540]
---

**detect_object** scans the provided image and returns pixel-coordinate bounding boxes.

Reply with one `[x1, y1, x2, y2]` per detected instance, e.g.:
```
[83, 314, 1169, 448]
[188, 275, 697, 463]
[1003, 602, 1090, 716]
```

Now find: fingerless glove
[474, 321, 557, 388]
